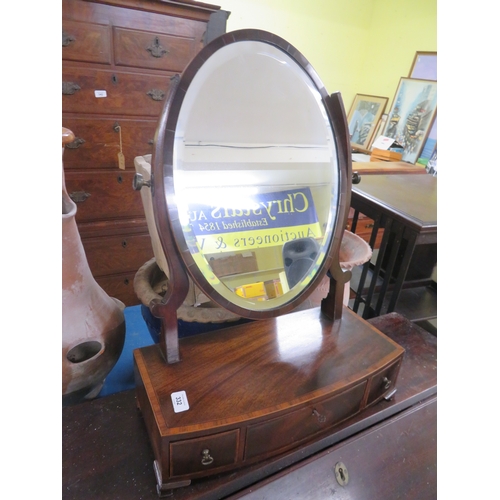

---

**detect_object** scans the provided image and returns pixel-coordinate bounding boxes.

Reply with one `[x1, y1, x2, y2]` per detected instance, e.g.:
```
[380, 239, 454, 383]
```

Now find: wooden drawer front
[62, 20, 112, 65]
[346, 216, 384, 249]
[95, 272, 141, 306]
[113, 27, 196, 72]
[83, 233, 153, 277]
[170, 430, 239, 477]
[62, 67, 173, 116]
[62, 116, 156, 170]
[65, 170, 145, 222]
[245, 381, 367, 461]
[366, 359, 402, 407]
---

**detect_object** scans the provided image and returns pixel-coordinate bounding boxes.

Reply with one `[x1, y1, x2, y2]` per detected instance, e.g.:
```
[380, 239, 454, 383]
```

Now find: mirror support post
[150, 74, 190, 363]
[321, 91, 352, 323]
[149, 252, 190, 363]
[152, 301, 182, 363]
[321, 262, 351, 322]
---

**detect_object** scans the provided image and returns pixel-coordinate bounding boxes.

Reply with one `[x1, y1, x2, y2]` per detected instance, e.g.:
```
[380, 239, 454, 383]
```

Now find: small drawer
[62, 67, 174, 116]
[113, 27, 196, 72]
[346, 215, 384, 249]
[62, 20, 112, 65]
[95, 272, 142, 307]
[64, 170, 146, 222]
[82, 232, 154, 277]
[62, 115, 156, 170]
[245, 381, 366, 461]
[365, 359, 402, 407]
[170, 430, 239, 477]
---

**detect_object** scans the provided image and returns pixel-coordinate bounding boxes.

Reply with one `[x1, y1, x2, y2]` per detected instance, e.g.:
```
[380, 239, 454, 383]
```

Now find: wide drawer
[170, 429, 239, 477]
[82, 232, 154, 277]
[62, 66, 173, 116]
[62, 115, 156, 170]
[245, 381, 367, 461]
[113, 27, 196, 72]
[62, 19, 112, 65]
[64, 170, 145, 222]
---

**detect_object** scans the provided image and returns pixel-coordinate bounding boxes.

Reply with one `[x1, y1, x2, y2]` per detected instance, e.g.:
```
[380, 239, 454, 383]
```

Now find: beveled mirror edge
[151, 29, 352, 332]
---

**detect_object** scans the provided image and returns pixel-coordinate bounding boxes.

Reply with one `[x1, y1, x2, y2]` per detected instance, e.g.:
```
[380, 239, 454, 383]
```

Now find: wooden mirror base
[133, 307, 404, 494]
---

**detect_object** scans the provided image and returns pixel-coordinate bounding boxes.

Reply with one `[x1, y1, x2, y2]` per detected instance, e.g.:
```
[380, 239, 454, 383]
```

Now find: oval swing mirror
[152, 29, 350, 320]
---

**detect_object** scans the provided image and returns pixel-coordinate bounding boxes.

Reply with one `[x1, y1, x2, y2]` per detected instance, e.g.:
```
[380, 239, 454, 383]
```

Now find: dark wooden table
[62, 312, 437, 499]
[350, 174, 437, 325]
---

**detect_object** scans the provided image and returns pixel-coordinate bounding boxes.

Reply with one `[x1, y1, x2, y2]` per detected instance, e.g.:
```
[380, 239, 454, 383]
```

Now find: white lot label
[94, 90, 107, 98]
[171, 390, 190, 413]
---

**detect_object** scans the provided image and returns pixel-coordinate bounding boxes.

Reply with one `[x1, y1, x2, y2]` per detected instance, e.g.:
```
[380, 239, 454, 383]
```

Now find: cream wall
[217, 0, 436, 112]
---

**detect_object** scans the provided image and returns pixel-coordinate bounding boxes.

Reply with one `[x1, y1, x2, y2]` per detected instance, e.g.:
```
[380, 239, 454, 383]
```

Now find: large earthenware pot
[62, 127, 126, 405]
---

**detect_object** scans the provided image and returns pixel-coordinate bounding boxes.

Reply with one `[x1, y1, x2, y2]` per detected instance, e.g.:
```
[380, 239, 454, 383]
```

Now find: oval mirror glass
[161, 31, 344, 316]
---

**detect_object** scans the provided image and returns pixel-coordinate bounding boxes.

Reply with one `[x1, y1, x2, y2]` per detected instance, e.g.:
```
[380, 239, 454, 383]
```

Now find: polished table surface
[351, 173, 437, 233]
[62, 313, 437, 500]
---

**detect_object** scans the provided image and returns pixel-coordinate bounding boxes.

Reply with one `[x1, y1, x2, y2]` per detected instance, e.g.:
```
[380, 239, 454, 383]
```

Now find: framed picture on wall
[347, 94, 388, 151]
[382, 77, 437, 164]
[409, 51, 437, 80]
[368, 113, 388, 149]
[409, 51, 437, 165]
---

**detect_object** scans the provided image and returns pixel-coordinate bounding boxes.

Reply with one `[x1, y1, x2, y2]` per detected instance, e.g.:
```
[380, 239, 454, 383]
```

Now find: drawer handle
[365, 223, 374, 229]
[147, 89, 165, 101]
[382, 377, 392, 390]
[65, 137, 86, 149]
[312, 409, 326, 424]
[69, 191, 91, 204]
[201, 449, 214, 466]
[62, 81, 81, 95]
[62, 30, 75, 47]
[146, 36, 169, 58]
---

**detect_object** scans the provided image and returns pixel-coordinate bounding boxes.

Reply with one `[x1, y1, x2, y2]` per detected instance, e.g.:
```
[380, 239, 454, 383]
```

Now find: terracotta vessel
[62, 127, 126, 405]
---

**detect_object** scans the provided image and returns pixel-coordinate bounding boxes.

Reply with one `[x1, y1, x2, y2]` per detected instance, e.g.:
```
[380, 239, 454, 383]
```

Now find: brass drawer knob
[201, 449, 214, 466]
[383, 376, 392, 390]
[312, 409, 326, 423]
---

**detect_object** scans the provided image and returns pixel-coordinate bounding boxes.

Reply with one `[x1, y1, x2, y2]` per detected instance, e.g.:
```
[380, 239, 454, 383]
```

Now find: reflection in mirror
[171, 40, 339, 312]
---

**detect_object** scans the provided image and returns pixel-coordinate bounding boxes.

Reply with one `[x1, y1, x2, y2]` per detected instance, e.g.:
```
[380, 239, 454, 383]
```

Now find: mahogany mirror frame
[149, 29, 353, 363]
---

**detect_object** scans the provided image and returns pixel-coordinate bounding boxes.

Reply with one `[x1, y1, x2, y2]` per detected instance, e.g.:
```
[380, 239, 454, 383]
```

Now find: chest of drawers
[62, 0, 225, 305]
